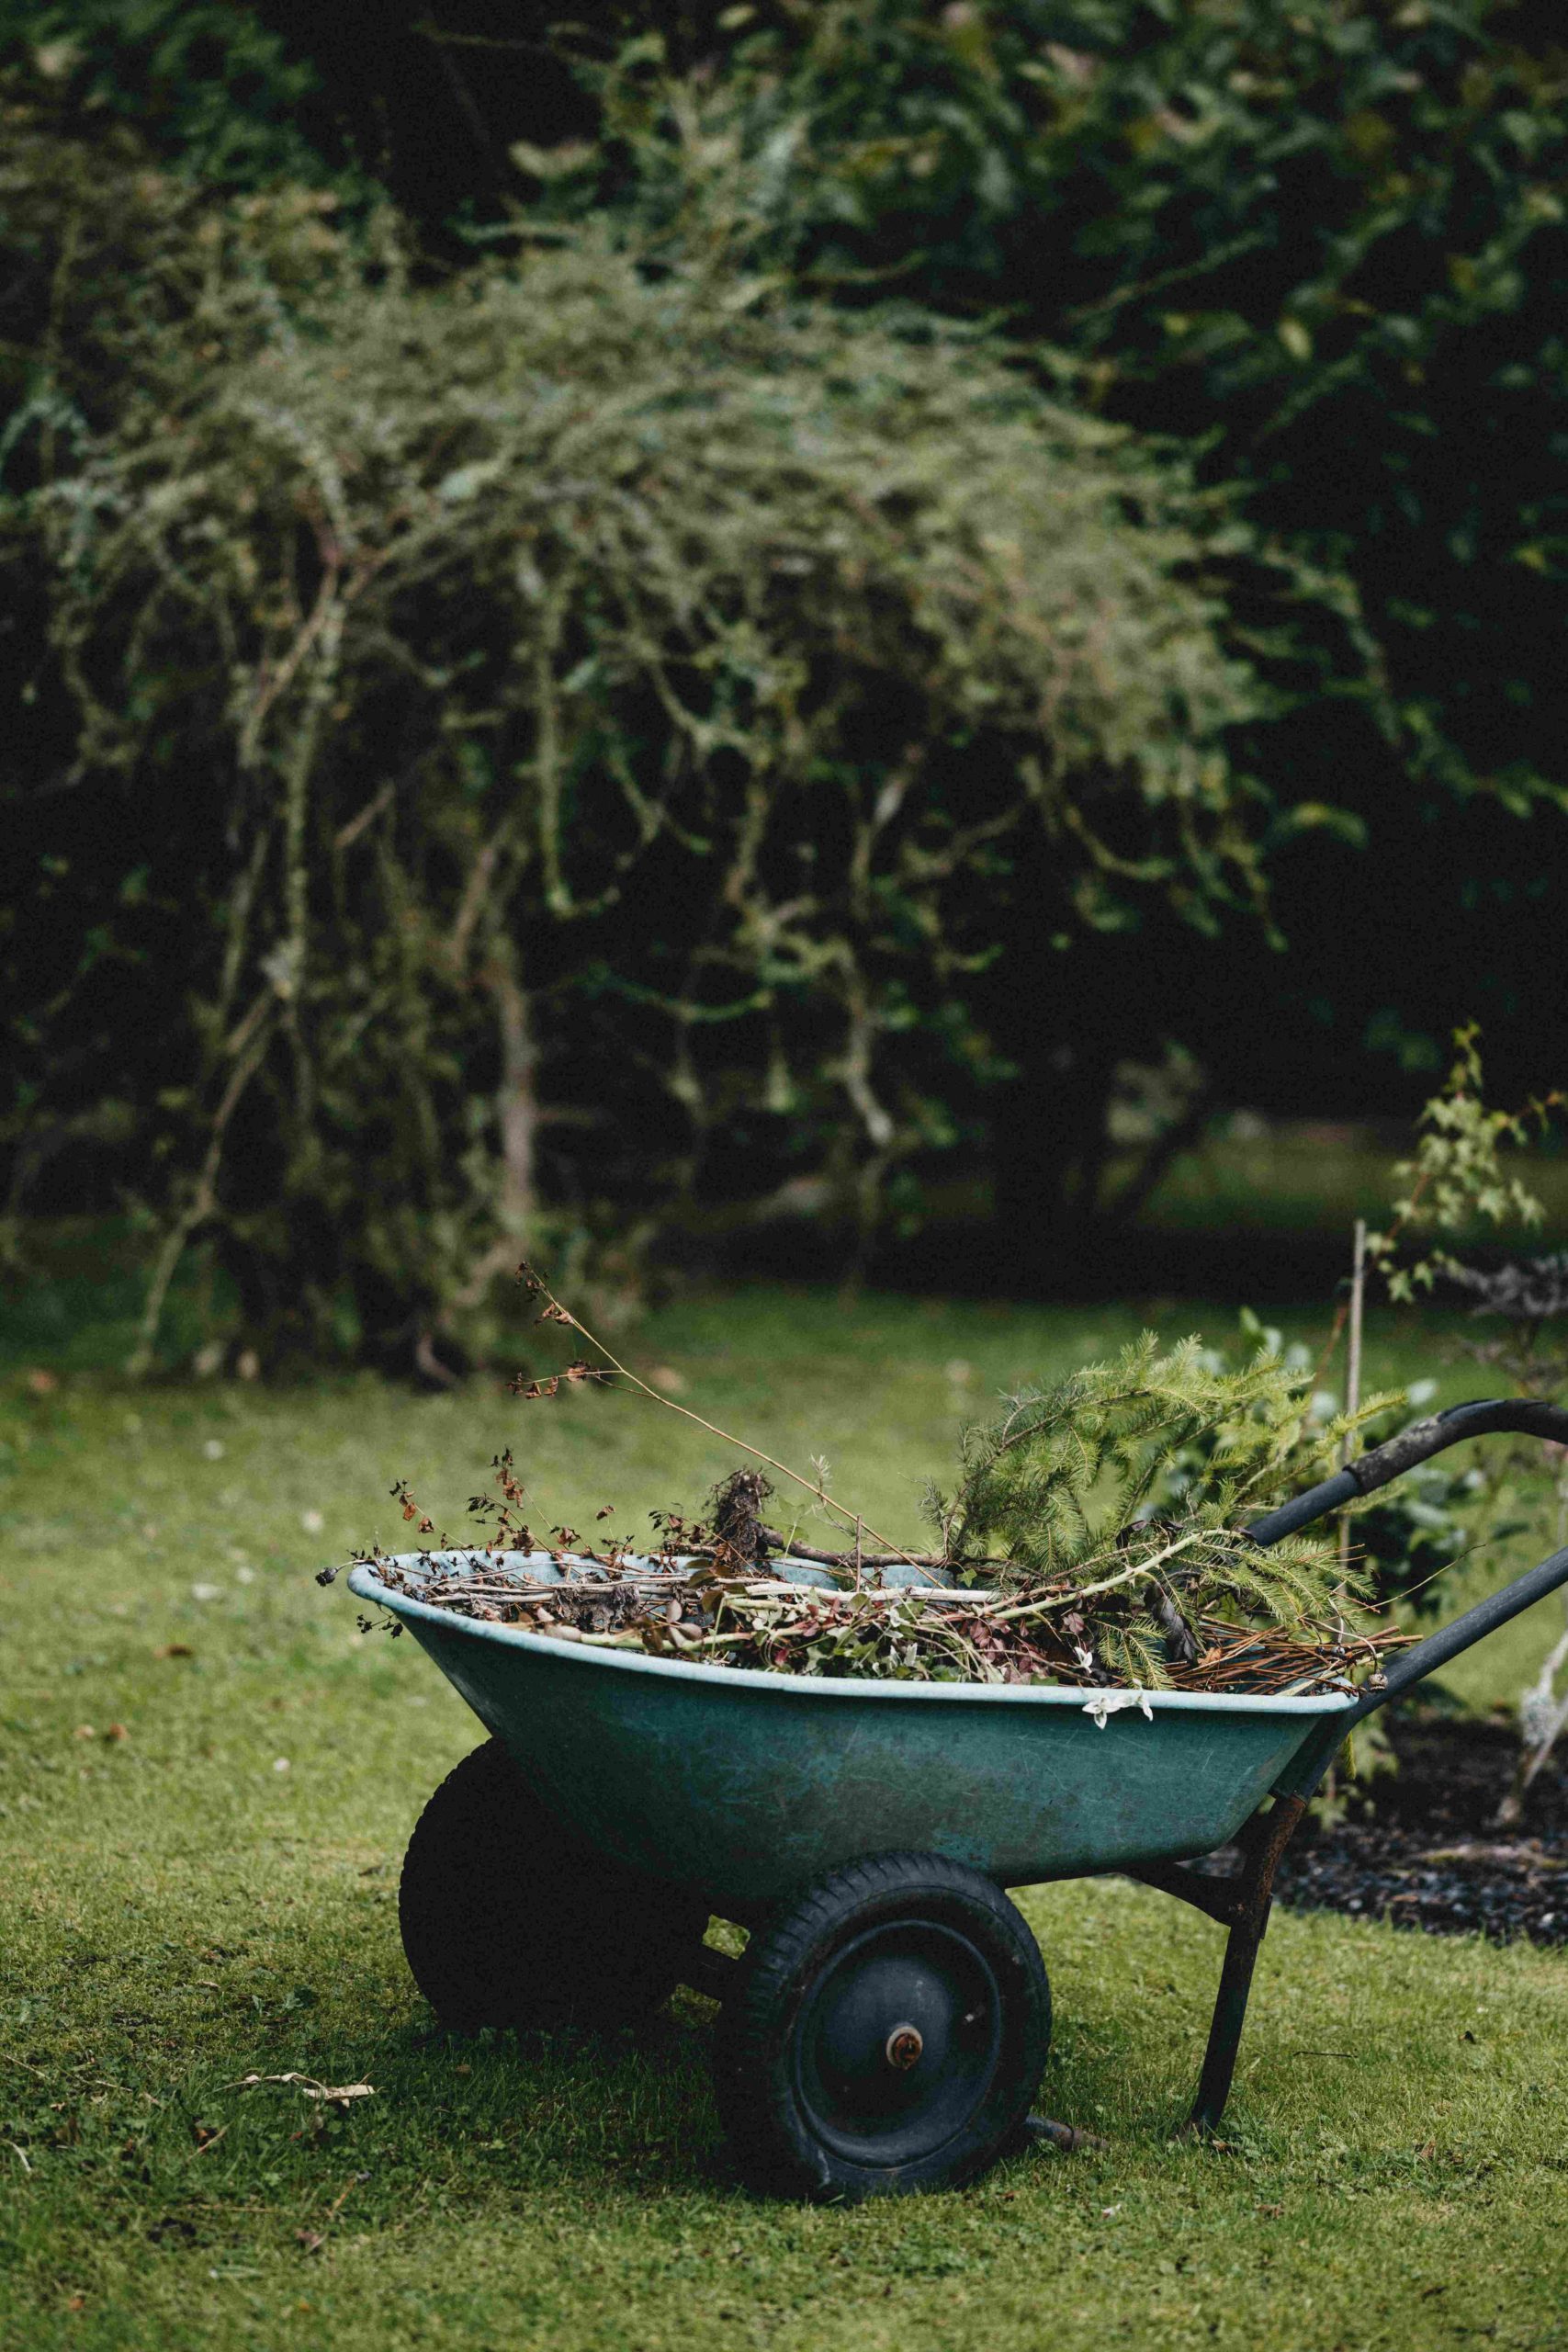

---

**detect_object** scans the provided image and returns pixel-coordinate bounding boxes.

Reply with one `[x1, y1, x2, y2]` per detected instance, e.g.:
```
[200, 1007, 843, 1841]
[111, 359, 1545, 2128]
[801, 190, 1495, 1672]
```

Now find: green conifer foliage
[936, 1335, 1394, 1686]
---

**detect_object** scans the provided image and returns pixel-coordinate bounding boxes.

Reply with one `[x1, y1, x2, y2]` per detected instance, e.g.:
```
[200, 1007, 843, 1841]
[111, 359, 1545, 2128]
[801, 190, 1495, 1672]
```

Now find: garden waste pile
[328, 1283, 1410, 1702]
[358, 1538, 1398, 1701]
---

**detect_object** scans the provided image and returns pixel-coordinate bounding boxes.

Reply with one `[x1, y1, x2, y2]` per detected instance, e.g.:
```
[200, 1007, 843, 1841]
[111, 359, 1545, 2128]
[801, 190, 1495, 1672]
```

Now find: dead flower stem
[524, 1269, 939, 1577]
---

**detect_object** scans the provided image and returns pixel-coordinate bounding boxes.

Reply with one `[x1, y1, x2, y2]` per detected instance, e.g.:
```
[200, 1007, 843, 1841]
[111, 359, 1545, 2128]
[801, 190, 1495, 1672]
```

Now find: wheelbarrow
[347, 1397, 1568, 2200]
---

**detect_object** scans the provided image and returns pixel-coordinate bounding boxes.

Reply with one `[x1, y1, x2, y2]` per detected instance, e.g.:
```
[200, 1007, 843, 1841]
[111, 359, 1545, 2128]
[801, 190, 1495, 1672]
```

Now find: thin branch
[520, 1268, 942, 1578]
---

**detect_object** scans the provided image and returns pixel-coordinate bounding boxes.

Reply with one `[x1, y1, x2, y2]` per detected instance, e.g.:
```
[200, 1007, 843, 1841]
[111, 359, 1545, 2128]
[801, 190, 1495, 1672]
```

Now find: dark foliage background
[4, 0, 1564, 1364]
[544, 0, 1568, 1131]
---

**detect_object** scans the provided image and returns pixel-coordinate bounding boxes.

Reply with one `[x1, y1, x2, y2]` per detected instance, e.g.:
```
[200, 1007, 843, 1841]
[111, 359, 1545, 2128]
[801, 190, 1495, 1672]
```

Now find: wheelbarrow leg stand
[1186, 1793, 1306, 2134]
[1131, 1792, 1307, 2138]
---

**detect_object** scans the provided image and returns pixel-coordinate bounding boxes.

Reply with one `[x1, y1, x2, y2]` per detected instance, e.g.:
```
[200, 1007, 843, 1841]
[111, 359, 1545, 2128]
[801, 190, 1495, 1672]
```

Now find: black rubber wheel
[399, 1738, 709, 2032]
[713, 1851, 1050, 2202]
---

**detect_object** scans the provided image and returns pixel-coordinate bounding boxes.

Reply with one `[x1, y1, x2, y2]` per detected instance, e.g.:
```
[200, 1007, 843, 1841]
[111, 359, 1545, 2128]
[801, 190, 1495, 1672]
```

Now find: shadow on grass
[196, 1994, 744, 2209]
[128, 1973, 1145, 2227]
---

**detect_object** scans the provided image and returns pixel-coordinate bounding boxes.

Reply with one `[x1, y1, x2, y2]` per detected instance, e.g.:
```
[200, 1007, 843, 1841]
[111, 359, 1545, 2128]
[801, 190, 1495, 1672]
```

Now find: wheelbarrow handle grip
[1254, 1396, 1568, 1799]
[1245, 1396, 1568, 1546]
[1348, 1396, 1568, 1493]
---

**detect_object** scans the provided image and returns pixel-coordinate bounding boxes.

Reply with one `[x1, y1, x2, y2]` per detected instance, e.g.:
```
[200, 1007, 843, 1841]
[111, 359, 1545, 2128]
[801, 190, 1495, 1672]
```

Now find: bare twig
[516, 1266, 942, 1578]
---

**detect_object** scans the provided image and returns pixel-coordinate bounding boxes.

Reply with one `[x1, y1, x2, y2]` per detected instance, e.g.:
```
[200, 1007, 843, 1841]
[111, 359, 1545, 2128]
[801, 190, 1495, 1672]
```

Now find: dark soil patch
[1273, 1711, 1568, 1946]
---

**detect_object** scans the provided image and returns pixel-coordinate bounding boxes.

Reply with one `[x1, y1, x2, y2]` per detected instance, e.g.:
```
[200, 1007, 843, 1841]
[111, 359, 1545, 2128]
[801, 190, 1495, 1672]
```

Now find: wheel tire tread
[399, 1736, 706, 2032]
[715, 1850, 1049, 2202]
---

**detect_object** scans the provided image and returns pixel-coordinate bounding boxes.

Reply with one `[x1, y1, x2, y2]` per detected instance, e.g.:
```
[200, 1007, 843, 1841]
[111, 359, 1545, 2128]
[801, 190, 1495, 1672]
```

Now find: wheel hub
[884, 2023, 924, 2072]
[794, 1917, 1004, 2166]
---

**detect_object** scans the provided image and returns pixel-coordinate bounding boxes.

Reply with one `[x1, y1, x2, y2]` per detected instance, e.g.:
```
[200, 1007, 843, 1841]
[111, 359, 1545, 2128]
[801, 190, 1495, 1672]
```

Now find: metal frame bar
[1130, 1794, 1307, 2132]
[1152, 1399, 1568, 2135]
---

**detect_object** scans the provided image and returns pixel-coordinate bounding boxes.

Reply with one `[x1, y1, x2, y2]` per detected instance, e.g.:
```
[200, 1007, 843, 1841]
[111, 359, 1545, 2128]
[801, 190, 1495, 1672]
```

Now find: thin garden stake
[1340, 1217, 1367, 1574]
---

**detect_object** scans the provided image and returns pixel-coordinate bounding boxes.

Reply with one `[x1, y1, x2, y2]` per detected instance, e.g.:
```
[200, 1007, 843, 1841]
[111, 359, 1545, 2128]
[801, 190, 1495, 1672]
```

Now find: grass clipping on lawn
[335, 1276, 1406, 1701]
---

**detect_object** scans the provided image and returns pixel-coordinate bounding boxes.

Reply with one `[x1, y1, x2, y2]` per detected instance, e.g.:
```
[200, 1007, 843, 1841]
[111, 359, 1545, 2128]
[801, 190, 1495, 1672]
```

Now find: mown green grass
[1144, 1128, 1568, 1240]
[4, 1283, 1567, 2349]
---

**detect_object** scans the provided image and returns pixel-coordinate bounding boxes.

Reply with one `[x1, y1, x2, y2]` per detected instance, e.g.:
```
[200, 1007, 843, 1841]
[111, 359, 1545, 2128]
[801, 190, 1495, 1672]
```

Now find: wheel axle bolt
[885, 2024, 923, 2072]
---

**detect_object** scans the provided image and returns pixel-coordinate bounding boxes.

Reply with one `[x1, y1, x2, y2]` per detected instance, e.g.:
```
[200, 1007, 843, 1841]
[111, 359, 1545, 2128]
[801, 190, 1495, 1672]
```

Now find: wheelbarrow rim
[345, 1554, 1359, 1717]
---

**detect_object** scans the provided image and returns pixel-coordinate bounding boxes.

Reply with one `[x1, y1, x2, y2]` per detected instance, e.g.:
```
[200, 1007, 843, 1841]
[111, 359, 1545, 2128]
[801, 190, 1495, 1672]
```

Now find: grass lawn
[4, 1282, 1567, 2349]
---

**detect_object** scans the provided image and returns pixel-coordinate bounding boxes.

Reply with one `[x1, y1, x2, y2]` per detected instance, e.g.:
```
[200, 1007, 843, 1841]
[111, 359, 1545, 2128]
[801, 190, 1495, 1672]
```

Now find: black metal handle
[1278, 1539, 1568, 1797]
[1246, 1396, 1568, 1546]
[1248, 1397, 1568, 1798]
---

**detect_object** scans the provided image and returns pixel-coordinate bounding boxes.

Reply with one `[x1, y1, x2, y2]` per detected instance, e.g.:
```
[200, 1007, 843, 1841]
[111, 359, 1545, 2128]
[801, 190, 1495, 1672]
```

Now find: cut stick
[1340, 1217, 1367, 1575]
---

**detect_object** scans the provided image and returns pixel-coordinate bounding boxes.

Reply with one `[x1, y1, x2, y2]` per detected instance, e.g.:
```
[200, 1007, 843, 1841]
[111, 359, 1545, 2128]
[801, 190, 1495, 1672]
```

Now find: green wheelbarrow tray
[346, 1397, 1568, 2174]
[348, 1556, 1356, 1911]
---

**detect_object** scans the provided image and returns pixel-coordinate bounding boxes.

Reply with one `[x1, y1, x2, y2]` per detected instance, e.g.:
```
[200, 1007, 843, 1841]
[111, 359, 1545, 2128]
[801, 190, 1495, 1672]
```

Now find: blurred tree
[0, 0, 736, 221]
[2, 80, 1288, 1366]
[0, 0, 354, 193]
[555, 0, 1568, 1154]
[7, 4, 1566, 1309]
